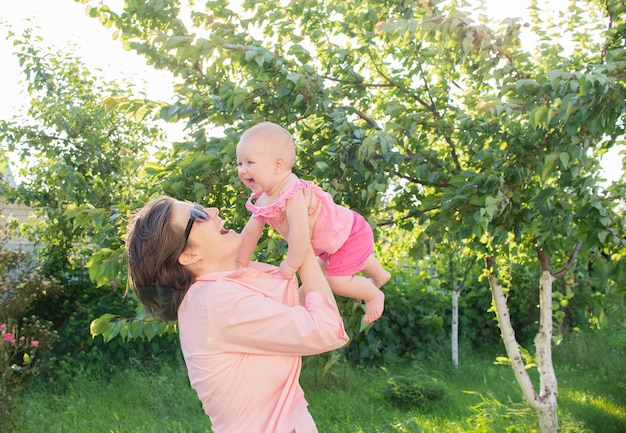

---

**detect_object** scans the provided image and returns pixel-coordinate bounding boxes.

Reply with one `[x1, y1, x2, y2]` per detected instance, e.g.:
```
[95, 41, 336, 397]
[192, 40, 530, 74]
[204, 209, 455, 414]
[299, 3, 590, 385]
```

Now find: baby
[236, 121, 390, 322]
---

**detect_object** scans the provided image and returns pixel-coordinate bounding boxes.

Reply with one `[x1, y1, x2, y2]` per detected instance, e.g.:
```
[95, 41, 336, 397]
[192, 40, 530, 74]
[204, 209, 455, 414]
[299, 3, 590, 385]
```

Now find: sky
[0, 0, 175, 119]
[0, 0, 623, 182]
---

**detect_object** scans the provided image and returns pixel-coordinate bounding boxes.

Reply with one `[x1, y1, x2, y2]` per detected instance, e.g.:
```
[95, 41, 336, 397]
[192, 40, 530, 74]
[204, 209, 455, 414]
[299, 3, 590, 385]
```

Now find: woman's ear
[178, 250, 201, 266]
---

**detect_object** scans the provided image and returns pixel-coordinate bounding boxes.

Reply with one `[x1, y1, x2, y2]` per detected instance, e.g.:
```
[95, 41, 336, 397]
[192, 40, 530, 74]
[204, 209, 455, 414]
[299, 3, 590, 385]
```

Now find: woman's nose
[207, 207, 219, 219]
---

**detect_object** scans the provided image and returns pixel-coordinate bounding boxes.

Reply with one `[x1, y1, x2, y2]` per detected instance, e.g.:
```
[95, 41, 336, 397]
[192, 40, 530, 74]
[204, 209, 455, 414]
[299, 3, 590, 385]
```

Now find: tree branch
[353, 108, 381, 130]
[457, 255, 478, 293]
[551, 242, 582, 279]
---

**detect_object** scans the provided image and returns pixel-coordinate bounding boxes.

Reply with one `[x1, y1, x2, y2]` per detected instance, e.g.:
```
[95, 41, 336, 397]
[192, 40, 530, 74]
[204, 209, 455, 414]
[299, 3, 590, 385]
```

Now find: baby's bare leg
[327, 274, 385, 322]
[362, 255, 391, 288]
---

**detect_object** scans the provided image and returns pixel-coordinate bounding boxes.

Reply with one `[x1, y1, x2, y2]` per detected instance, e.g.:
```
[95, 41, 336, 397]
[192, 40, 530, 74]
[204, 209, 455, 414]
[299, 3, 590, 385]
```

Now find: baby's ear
[274, 156, 287, 173]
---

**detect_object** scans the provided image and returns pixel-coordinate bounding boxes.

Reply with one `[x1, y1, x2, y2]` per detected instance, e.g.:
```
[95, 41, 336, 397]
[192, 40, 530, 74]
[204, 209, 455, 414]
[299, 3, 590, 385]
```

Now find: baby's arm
[280, 189, 311, 277]
[237, 216, 265, 267]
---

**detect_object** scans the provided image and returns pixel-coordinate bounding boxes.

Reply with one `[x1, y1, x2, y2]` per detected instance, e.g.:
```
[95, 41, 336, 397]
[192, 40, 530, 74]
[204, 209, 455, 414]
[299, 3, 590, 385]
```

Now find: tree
[79, 1, 625, 431]
[0, 27, 166, 354]
[0, 28, 164, 279]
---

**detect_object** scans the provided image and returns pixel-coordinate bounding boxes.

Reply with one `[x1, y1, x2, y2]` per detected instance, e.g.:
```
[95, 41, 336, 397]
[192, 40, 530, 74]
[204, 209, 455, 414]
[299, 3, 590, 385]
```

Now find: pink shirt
[177, 261, 349, 433]
[245, 179, 354, 256]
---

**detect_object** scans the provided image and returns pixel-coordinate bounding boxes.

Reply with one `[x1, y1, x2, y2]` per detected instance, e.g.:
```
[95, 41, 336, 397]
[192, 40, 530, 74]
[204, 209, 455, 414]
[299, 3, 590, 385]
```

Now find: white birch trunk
[448, 255, 474, 371]
[535, 267, 559, 432]
[485, 257, 559, 433]
[451, 288, 460, 370]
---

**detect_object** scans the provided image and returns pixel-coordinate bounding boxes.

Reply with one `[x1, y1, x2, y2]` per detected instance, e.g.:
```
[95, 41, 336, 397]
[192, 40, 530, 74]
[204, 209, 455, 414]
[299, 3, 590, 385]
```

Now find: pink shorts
[320, 212, 374, 277]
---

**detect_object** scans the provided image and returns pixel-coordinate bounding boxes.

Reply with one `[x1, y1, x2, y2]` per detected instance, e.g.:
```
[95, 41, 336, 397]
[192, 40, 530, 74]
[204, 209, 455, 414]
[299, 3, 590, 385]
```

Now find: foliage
[78, 0, 625, 241]
[0, 234, 61, 322]
[0, 319, 56, 422]
[0, 230, 59, 422]
[77, 0, 625, 311]
[0, 26, 182, 383]
[346, 275, 449, 363]
[0, 27, 164, 277]
[53, 289, 181, 382]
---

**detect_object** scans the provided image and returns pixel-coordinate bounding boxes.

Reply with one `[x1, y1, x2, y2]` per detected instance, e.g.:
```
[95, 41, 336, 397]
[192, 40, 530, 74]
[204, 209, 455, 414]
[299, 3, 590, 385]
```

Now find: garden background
[1, 0, 624, 432]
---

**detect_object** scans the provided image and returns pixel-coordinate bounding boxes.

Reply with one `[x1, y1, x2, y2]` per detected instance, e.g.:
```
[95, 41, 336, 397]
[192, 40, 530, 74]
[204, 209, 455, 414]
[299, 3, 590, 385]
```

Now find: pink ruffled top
[245, 179, 354, 256]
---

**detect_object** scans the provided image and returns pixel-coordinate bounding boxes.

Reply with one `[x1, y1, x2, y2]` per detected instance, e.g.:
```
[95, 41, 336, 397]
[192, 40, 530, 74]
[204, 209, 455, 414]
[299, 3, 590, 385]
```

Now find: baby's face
[236, 139, 279, 194]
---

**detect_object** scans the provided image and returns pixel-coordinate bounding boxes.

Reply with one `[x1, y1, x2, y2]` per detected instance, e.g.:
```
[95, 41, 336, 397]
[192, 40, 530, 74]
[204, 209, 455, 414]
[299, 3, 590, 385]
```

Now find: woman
[125, 195, 349, 433]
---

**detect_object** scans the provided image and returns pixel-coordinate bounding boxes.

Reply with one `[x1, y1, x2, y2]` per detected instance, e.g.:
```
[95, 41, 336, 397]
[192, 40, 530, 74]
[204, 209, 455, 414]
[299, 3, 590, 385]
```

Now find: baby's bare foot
[363, 291, 385, 322]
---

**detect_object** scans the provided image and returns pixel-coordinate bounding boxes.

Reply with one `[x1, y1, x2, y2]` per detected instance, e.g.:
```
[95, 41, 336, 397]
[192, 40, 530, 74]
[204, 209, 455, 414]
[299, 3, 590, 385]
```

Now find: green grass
[4, 325, 625, 433]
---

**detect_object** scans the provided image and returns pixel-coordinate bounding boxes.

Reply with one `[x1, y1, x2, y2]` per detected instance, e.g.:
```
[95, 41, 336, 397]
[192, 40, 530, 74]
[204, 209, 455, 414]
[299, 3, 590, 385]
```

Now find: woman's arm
[209, 278, 348, 356]
[298, 242, 337, 306]
[236, 216, 265, 267]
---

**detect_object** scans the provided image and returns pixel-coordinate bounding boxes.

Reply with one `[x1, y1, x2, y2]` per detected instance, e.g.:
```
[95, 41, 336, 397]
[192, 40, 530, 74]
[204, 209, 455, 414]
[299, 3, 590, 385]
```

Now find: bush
[2, 252, 184, 389]
[340, 266, 453, 364]
[0, 232, 60, 422]
[0, 319, 57, 420]
[52, 289, 182, 382]
[384, 375, 447, 409]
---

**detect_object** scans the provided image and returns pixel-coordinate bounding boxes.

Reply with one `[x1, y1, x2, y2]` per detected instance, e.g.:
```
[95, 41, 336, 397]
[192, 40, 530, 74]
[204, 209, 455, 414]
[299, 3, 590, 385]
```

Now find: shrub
[384, 375, 447, 409]
[0, 319, 57, 420]
[0, 230, 60, 421]
[52, 289, 182, 382]
[341, 269, 449, 364]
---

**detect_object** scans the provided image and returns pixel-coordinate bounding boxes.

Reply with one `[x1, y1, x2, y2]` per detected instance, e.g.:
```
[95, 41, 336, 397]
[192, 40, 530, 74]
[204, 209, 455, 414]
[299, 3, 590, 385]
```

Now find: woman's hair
[125, 196, 194, 322]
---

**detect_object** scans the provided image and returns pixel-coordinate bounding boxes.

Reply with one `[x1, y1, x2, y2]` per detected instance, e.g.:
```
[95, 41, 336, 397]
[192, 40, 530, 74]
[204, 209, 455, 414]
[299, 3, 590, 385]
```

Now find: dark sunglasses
[183, 204, 211, 248]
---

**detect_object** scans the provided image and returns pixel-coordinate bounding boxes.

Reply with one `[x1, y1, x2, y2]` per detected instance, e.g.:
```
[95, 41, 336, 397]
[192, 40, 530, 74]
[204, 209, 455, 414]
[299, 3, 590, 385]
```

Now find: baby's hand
[279, 259, 296, 278]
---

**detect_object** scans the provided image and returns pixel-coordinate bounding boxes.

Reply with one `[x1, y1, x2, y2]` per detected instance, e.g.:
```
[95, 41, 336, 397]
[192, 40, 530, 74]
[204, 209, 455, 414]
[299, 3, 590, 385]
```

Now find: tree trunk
[485, 256, 559, 433]
[451, 288, 459, 370]
[535, 251, 559, 433]
[448, 253, 474, 370]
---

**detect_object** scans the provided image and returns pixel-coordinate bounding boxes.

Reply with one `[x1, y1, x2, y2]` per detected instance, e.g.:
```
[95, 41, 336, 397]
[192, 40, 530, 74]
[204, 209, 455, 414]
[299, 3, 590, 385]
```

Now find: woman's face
[172, 201, 242, 266]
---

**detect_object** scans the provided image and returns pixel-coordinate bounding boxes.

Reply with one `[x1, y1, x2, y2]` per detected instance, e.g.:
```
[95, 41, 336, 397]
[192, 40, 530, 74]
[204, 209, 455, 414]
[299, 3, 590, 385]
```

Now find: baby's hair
[241, 121, 296, 168]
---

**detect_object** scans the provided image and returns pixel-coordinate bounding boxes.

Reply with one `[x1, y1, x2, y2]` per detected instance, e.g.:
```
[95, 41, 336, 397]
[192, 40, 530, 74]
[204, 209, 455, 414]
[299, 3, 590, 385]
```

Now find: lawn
[4, 325, 625, 433]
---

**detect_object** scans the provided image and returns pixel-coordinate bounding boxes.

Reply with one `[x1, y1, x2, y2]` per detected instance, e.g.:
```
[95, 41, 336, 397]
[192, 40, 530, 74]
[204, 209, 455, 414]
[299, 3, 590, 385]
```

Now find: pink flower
[30, 340, 40, 348]
[4, 333, 16, 344]
[0, 323, 6, 331]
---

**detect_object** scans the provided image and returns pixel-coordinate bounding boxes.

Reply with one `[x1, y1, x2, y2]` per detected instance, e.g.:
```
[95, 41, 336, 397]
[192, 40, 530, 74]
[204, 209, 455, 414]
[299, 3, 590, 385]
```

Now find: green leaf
[90, 314, 115, 337]
[558, 152, 570, 169]
[130, 319, 145, 339]
[164, 35, 193, 49]
[530, 106, 548, 129]
[103, 320, 123, 343]
[276, 84, 292, 97]
[143, 322, 160, 341]
[542, 154, 559, 179]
